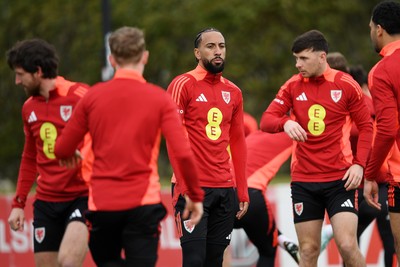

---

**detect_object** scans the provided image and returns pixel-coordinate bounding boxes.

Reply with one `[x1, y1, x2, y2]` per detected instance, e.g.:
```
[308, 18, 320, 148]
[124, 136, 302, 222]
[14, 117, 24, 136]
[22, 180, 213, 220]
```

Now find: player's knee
[58, 255, 79, 267]
[335, 239, 359, 259]
[58, 251, 85, 267]
[299, 243, 319, 262]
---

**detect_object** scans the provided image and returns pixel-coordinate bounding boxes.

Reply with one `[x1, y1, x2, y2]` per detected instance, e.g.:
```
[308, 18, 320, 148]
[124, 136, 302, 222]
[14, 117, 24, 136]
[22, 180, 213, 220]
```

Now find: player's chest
[186, 86, 236, 120]
[291, 85, 347, 115]
[25, 98, 77, 136]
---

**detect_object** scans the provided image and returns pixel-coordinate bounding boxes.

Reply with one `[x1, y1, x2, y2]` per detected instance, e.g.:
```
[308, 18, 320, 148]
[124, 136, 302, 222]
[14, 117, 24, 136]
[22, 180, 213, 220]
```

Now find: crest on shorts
[294, 202, 303, 216]
[331, 90, 342, 103]
[60, 105, 72, 121]
[35, 227, 46, 243]
[222, 91, 231, 104]
[183, 220, 195, 233]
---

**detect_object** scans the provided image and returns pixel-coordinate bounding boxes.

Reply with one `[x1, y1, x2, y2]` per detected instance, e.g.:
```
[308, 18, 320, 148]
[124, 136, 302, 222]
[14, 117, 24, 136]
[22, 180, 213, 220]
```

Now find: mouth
[213, 57, 223, 64]
[298, 70, 306, 75]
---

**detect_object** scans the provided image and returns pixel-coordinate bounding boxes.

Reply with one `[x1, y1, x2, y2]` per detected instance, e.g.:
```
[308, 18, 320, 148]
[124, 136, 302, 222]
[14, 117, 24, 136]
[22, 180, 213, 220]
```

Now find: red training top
[167, 65, 249, 203]
[365, 40, 400, 182]
[261, 66, 373, 182]
[55, 69, 204, 211]
[13, 76, 90, 209]
[246, 131, 292, 192]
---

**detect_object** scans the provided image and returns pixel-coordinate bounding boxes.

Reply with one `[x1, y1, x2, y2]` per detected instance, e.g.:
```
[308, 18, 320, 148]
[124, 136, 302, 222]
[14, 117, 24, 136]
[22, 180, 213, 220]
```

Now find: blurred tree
[0, 0, 381, 184]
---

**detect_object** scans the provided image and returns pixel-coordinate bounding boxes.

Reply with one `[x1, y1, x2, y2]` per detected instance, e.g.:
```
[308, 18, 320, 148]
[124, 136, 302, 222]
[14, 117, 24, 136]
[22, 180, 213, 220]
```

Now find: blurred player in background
[7, 38, 91, 267]
[55, 26, 204, 267]
[364, 1, 400, 264]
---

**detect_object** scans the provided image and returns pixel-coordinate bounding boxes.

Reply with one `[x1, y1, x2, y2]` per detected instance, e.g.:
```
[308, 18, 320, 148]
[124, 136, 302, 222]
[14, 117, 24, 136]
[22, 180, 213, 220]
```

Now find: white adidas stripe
[28, 111, 37, 123]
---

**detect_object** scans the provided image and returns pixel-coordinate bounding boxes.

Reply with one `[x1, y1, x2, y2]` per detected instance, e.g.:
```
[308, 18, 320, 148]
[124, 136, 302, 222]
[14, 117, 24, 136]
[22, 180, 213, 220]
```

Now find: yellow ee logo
[307, 104, 326, 136]
[40, 122, 58, 159]
[206, 108, 223, 140]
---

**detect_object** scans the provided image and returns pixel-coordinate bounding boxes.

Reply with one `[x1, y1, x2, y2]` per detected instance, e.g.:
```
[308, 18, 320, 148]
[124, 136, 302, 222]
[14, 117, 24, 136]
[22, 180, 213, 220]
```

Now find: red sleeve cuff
[12, 195, 26, 209]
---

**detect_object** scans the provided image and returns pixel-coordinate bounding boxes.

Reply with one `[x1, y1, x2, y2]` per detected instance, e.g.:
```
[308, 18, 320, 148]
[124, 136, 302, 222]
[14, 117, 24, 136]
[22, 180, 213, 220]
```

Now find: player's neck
[115, 64, 144, 75]
[40, 78, 57, 100]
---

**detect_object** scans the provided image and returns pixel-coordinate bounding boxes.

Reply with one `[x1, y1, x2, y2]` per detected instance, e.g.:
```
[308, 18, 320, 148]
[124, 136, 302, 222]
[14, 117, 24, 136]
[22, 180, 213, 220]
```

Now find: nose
[15, 76, 21, 85]
[214, 47, 222, 56]
[295, 60, 302, 69]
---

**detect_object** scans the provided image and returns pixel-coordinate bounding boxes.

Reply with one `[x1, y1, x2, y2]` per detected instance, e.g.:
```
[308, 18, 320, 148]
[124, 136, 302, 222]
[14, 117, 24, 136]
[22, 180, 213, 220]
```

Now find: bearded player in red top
[261, 30, 373, 267]
[364, 1, 400, 264]
[167, 28, 249, 267]
[55, 26, 204, 267]
[6, 39, 92, 267]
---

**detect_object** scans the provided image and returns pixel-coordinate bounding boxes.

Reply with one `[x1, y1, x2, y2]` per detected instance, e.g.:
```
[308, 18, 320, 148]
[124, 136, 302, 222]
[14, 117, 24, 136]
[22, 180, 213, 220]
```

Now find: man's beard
[202, 58, 225, 74]
[24, 86, 41, 97]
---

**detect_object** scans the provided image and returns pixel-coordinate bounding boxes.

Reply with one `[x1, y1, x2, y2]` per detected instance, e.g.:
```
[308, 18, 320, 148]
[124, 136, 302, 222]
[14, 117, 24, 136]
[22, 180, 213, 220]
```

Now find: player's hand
[59, 150, 83, 168]
[342, 164, 363, 190]
[182, 195, 204, 227]
[363, 179, 381, 210]
[8, 208, 25, 231]
[236, 201, 249, 220]
[283, 120, 307, 142]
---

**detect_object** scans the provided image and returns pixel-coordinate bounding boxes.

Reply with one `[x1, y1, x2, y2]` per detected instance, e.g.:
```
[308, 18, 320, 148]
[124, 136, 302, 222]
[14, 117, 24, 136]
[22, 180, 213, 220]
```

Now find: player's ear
[36, 66, 43, 77]
[194, 48, 201, 62]
[109, 54, 117, 68]
[141, 50, 149, 65]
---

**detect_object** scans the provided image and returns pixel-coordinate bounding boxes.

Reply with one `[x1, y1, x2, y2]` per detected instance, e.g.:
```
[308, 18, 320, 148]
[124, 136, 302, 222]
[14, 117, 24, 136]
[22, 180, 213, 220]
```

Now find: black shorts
[85, 203, 167, 267]
[291, 180, 358, 224]
[234, 188, 278, 256]
[32, 196, 88, 252]
[388, 181, 400, 213]
[174, 187, 235, 246]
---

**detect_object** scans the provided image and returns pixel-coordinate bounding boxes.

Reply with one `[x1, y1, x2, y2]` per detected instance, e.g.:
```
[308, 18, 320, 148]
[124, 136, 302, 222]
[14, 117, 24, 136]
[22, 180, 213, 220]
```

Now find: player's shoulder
[221, 76, 242, 92]
[280, 74, 302, 91]
[68, 82, 90, 97]
[146, 82, 169, 95]
[171, 72, 197, 86]
[57, 76, 89, 98]
[168, 72, 197, 94]
[332, 71, 360, 91]
[21, 97, 35, 114]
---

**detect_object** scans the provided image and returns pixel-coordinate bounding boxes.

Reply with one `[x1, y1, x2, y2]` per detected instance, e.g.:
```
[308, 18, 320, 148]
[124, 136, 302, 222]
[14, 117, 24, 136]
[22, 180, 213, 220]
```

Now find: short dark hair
[194, 27, 221, 48]
[371, 1, 400, 35]
[291, 30, 329, 54]
[6, 38, 59, 78]
[349, 65, 368, 86]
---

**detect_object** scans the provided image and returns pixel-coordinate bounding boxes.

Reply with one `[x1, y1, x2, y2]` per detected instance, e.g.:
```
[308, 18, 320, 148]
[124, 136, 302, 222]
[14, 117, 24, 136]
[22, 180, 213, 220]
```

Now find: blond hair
[108, 26, 146, 65]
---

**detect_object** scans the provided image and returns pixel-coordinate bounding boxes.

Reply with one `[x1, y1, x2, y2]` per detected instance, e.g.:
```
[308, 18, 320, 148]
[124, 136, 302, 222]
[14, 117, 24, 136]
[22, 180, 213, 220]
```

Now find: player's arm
[161, 93, 203, 201]
[347, 80, 374, 169]
[54, 100, 89, 159]
[9, 124, 37, 231]
[230, 96, 249, 219]
[166, 75, 191, 189]
[166, 75, 190, 118]
[342, 80, 373, 190]
[261, 80, 296, 131]
[363, 71, 396, 209]
[261, 82, 307, 142]
[161, 94, 204, 224]
[365, 74, 397, 181]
